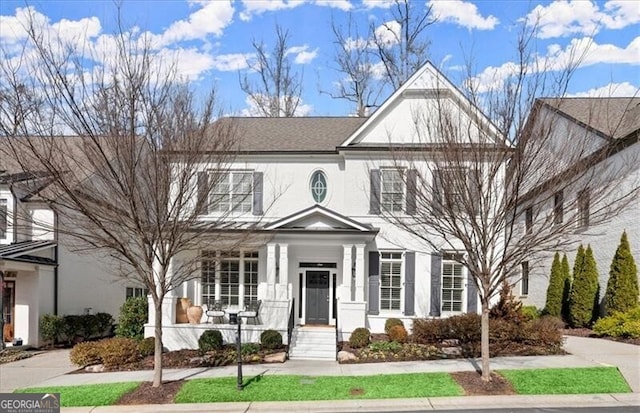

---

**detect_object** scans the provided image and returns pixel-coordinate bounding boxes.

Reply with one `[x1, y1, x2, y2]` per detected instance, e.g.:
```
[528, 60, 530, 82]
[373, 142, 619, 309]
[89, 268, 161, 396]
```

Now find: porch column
[354, 244, 365, 302]
[266, 243, 277, 299]
[276, 243, 289, 300]
[341, 244, 353, 302]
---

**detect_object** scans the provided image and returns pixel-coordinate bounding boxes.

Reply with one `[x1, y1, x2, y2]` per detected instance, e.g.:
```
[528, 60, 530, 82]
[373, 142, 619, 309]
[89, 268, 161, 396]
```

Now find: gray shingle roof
[228, 117, 367, 152]
[542, 97, 640, 139]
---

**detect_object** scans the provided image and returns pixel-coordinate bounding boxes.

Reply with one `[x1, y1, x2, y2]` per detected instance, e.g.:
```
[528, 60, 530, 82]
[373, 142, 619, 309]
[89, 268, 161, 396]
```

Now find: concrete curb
[61, 393, 640, 413]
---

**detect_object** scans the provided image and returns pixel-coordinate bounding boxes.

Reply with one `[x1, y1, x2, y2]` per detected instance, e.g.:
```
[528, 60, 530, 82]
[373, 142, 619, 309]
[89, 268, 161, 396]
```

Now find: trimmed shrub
[384, 318, 404, 335]
[388, 325, 408, 343]
[69, 341, 103, 367]
[260, 330, 283, 350]
[199, 330, 223, 353]
[412, 318, 447, 344]
[569, 245, 600, 327]
[521, 306, 540, 321]
[94, 313, 115, 337]
[605, 231, 639, 315]
[561, 253, 572, 322]
[115, 296, 148, 340]
[137, 337, 155, 357]
[61, 315, 84, 343]
[349, 327, 370, 348]
[241, 343, 261, 355]
[490, 280, 522, 322]
[593, 307, 640, 339]
[544, 252, 564, 317]
[99, 337, 141, 368]
[40, 314, 63, 344]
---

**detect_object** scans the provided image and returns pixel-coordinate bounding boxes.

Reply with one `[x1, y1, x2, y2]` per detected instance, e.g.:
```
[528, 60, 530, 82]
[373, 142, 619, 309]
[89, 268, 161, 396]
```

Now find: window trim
[208, 170, 254, 214]
[379, 251, 404, 312]
[520, 261, 529, 296]
[437, 167, 469, 213]
[380, 168, 405, 213]
[441, 253, 466, 314]
[201, 250, 259, 308]
[309, 169, 328, 204]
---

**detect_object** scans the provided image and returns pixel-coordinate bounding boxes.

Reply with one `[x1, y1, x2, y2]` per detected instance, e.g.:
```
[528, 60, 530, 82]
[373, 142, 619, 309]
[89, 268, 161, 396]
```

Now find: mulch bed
[562, 328, 640, 346]
[117, 380, 184, 405]
[451, 371, 516, 396]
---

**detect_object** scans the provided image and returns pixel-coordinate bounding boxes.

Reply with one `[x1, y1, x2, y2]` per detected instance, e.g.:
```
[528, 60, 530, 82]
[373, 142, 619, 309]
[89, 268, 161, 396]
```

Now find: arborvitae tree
[544, 252, 564, 316]
[561, 253, 572, 322]
[604, 231, 639, 314]
[569, 245, 600, 327]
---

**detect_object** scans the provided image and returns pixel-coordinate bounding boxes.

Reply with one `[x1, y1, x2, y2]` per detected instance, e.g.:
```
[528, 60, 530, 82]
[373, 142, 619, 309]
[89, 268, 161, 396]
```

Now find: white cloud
[469, 36, 640, 93]
[211, 53, 255, 71]
[286, 45, 319, 64]
[522, 0, 640, 39]
[159, 0, 234, 45]
[374, 20, 401, 46]
[428, 0, 498, 30]
[569, 82, 639, 98]
[362, 0, 395, 9]
[239, 0, 305, 21]
[314, 0, 353, 11]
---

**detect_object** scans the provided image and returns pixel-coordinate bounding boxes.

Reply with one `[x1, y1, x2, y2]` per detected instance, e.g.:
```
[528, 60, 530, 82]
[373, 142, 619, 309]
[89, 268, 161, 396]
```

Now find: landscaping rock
[264, 352, 287, 363]
[85, 364, 105, 373]
[337, 350, 357, 362]
[189, 357, 205, 365]
[441, 339, 460, 346]
[441, 347, 462, 356]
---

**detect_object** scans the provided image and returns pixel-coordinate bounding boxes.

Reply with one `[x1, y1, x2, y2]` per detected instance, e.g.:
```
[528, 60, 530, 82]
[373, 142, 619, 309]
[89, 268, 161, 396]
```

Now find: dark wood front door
[305, 270, 329, 324]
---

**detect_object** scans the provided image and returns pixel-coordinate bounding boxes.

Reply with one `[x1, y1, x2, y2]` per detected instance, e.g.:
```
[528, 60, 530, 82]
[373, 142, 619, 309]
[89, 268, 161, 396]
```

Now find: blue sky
[1, 0, 638, 116]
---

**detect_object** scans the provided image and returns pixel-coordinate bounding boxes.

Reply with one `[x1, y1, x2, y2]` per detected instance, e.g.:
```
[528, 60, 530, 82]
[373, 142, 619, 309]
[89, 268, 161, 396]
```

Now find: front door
[305, 270, 329, 324]
[2, 280, 15, 342]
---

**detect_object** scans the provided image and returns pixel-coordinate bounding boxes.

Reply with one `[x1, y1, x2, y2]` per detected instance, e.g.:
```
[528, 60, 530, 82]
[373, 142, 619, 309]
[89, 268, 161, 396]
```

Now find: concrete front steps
[288, 326, 337, 361]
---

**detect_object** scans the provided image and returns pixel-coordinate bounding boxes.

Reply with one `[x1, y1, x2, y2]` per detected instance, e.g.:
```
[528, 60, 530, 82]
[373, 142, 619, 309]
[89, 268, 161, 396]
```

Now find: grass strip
[500, 367, 631, 395]
[16, 382, 140, 407]
[175, 373, 463, 403]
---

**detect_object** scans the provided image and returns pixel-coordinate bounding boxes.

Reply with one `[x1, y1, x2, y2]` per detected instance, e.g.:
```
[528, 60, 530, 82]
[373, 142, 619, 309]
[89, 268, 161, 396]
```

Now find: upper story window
[0, 199, 6, 239]
[380, 251, 403, 311]
[310, 170, 327, 203]
[578, 189, 590, 229]
[553, 190, 564, 225]
[381, 169, 404, 213]
[209, 171, 252, 214]
[435, 168, 467, 212]
[525, 207, 533, 234]
[521, 261, 529, 296]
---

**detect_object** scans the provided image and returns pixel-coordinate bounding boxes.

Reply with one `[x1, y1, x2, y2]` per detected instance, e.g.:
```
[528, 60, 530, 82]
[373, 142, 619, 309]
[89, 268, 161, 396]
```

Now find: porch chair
[205, 300, 225, 324]
[242, 299, 262, 325]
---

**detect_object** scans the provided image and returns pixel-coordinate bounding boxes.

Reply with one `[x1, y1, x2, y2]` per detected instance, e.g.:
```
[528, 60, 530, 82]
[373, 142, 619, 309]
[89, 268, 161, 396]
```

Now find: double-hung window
[435, 168, 467, 212]
[525, 207, 533, 234]
[441, 253, 464, 312]
[578, 189, 590, 229]
[126, 287, 149, 300]
[209, 171, 252, 214]
[380, 252, 403, 311]
[521, 262, 529, 296]
[380, 169, 404, 213]
[0, 199, 6, 239]
[201, 251, 259, 307]
[554, 190, 564, 225]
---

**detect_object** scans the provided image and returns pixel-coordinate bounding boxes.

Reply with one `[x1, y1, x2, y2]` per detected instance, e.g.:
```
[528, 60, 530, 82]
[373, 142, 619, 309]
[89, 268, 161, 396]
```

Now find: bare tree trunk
[481, 300, 491, 381]
[153, 300, 163, 388]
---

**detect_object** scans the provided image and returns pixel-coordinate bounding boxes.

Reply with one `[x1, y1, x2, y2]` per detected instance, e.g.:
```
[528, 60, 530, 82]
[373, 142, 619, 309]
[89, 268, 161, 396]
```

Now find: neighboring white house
[517, 97, 640, 309]
[148, 62, 507, 356]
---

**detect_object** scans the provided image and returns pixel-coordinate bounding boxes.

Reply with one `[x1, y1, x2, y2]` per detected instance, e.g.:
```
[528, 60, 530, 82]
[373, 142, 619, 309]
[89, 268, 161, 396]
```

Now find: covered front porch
[149, 205, 378, 351]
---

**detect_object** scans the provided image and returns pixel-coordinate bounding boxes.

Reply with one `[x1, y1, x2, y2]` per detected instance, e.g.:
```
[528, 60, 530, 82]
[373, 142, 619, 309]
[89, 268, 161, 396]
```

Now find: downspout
[54, 246, 59, 316]
[0, 270, 5, 349]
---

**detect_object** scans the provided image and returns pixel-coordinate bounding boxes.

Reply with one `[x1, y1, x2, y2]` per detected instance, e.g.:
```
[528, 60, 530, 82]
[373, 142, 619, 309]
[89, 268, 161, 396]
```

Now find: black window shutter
[252, 172, 263, 215]
[430, 252, 442, 316]
[406, 169, 417, 215]
[369, 169, 381, 215]
[467, 273, 478, 314]
[432, 170, 442, 216]
[368, 251, 380, 315]
[404, 251, 415, 316]
[197, 172, 209, 214]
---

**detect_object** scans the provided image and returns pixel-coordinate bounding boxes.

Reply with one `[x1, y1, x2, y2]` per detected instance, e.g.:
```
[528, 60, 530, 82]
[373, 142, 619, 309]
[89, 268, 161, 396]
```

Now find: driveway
[0, 349, 75, 393]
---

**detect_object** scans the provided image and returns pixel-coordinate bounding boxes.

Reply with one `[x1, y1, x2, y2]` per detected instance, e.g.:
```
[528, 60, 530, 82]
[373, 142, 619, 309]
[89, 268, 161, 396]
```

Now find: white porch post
[341, 244, 353, 302]
[354, 244, 365, 302]
[276, 243, 289, 300]
[266, 243, 277, 299]
[159, 255, 177, 326]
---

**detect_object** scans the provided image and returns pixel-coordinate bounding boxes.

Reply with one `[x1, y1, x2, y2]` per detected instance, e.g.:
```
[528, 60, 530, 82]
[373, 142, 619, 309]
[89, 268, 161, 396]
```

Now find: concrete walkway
[2, 336, 638, 412]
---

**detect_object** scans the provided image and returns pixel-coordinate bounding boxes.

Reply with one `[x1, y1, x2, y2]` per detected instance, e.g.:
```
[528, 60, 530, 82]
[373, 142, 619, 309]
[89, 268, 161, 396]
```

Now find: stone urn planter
[176, 298, 192, 324]
[187, 305, 204, 324]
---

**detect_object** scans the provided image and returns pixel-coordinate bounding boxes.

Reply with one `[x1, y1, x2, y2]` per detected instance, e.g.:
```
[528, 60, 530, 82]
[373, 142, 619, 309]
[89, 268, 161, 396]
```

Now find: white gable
[265, 205, 373, 232]
[341, 62, 503, 147]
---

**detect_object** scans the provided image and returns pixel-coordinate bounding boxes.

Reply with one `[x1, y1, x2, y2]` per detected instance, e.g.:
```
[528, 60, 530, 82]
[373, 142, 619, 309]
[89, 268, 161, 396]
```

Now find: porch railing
[286, 298, 295, 356]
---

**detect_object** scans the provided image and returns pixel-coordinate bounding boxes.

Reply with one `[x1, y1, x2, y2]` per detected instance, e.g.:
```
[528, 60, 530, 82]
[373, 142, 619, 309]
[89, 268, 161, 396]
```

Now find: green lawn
[16, 382, 140, 407]
[499, 367, 631, 395]
[175, 373, 463, 403]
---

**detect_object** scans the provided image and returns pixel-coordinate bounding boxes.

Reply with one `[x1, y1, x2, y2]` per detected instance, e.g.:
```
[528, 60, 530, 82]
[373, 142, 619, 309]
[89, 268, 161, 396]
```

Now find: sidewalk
[2, 336, 638, 412]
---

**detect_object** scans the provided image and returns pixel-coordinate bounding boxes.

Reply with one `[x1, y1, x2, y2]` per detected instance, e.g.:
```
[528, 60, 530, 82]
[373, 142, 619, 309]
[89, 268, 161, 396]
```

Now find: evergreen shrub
[569, 245, 599, 327]
[544, 252, 564, 316]
[115, 296, 148, 340]
[604, 231, 639, 315]
[199, 330, 223, 353]
[260, 329, 282, 349]
[349, 327, 370, 348]
[384, 318, 404, 335]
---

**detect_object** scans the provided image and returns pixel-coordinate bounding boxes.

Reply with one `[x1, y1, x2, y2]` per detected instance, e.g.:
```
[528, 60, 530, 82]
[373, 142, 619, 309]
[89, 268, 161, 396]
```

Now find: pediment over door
[265, 205, 375, 233]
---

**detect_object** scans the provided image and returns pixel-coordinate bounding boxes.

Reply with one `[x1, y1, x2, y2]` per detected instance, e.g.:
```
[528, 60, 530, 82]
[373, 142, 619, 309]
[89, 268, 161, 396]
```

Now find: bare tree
[240, 24, 303, 117]
[378, 25, 639, 381]
[0, 13, 260, 387]
[370, 0, 436, 90]
[326, 16, 381, 117]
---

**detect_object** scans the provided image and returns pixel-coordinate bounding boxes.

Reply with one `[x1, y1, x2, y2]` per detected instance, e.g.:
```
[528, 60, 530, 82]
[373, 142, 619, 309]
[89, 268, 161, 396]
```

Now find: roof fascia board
[265, 205, 371, 232]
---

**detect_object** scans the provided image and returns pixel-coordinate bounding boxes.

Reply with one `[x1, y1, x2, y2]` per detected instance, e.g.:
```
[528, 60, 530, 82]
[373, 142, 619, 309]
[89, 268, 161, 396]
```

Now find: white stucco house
[147, 62, 509, 358]
[517, 97, 640, 309]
